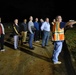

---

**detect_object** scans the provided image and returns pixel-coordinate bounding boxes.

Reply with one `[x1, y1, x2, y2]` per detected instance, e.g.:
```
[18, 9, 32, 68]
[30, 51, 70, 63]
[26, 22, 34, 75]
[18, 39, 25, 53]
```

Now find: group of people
[0, 15, 76, 65]
[13, 16, 50, 50]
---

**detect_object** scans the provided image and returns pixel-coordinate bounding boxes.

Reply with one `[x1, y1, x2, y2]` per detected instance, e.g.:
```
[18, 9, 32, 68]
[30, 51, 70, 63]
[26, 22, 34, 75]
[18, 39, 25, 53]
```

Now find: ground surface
[0, 40, 69, 75]
[0, 24, 75, 75]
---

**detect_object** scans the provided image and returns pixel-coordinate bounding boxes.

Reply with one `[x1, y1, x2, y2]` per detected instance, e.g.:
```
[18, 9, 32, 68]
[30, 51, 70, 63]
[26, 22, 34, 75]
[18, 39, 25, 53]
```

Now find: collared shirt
[21, 23, 28, 31]
[41, 22, 50, 32]
[34, 22, 39, 30]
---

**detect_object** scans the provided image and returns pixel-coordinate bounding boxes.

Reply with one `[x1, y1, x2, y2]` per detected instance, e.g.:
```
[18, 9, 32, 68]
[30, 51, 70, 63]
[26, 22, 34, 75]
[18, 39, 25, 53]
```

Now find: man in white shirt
[41, 18, 51, 48]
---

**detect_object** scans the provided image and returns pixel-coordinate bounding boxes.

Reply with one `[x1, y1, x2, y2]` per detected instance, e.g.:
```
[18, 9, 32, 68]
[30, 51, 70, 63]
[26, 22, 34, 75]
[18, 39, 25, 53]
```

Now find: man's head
[14, 19, 18, 24]
[40, 19, 44, 22]
[53, 19, 56, 22]
[56, 15, 62, 22]
[24, 19, 27, 23]
[45, 18, 49, 22]
[35, 18, 38, 22]
[29, 16, 33, 21]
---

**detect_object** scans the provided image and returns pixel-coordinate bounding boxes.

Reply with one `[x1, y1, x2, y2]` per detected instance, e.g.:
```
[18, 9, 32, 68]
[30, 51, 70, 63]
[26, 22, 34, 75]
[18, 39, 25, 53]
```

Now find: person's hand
[70, 25, 73, 28]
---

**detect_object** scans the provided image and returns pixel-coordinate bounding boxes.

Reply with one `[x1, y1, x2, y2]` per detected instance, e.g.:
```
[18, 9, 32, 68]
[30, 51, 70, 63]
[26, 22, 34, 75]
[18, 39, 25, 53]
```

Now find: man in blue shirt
[34, 18, 40, 42]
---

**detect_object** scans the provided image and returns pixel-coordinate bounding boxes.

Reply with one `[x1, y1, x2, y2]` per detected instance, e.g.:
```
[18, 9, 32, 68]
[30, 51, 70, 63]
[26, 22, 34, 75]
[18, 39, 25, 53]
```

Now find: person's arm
[51, 22, 54, 25]
[1, 23, 5, 35]
[65, 20, 76, 27]
[28, 22, 33, 34]
[13, 26, 19, 35]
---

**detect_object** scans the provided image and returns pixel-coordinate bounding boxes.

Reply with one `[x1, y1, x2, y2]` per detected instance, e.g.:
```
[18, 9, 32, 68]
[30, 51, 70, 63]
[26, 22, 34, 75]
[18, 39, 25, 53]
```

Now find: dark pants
[34, 30, 39, 41]
[0, 34, 4, 50]
[39, 30, 43, 39]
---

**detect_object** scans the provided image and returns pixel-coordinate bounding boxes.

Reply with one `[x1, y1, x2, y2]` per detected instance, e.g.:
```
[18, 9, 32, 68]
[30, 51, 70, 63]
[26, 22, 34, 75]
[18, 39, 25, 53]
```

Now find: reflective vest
[52, 22, 64, 41]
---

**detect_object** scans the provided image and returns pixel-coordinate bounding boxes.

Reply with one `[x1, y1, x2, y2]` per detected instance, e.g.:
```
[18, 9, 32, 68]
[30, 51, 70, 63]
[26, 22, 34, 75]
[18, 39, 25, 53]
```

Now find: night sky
[0, 0, 76, 22]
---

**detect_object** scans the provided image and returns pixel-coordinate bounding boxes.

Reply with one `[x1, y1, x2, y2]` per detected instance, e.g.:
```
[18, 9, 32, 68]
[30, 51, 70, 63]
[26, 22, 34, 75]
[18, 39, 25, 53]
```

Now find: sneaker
[35, 41, 39, 42]
[23, 42, 27, 44]
[29, 47, 35, 50]
[42, 46, 46, 48]
[54, 61, 62, 64]
[1, 49, 5, 52]
[14, 48, 17, 50]
[45, 45, 49, 46]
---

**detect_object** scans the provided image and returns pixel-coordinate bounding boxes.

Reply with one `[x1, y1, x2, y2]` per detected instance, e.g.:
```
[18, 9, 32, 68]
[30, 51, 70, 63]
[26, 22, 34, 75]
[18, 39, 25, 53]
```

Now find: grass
[65, 26, 76, 70]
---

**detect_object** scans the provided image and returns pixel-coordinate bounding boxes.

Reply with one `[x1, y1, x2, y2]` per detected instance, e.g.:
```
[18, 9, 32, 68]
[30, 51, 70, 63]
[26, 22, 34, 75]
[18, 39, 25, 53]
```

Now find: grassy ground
[65, 26, 76, 71]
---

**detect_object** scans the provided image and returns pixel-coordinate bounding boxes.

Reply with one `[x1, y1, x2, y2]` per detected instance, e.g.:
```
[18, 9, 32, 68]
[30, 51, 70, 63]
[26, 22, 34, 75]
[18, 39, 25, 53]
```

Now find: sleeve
[60, 22, 66, 28]
[1, 24, 5, 34]
[13, 26, 19, 35]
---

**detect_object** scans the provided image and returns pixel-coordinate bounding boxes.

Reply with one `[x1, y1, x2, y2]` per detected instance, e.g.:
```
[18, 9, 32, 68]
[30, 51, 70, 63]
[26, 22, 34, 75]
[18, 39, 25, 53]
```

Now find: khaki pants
[21, 31, 27, 42]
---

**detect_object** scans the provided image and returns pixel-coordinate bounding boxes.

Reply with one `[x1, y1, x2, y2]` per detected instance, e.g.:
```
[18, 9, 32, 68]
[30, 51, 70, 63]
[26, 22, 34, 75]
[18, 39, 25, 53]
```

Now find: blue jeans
[52, 41, 63, 63]
[29, 33, 34, 48]
[42, 31, 50, 46]
[14, 35, 19, 49]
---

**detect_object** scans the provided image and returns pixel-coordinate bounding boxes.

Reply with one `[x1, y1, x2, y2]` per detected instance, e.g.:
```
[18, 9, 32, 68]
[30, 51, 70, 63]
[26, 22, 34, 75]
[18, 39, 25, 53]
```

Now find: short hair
[55, 15, 62, 21]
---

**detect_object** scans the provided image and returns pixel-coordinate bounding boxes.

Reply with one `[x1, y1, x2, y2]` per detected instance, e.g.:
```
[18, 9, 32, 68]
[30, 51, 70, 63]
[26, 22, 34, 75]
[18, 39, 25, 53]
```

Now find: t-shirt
[60, 22, 66, 28]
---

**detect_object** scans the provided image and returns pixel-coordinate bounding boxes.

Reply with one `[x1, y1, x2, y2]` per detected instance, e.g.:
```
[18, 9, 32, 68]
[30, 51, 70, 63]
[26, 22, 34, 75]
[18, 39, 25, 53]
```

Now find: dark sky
[0, 0, 76, 22]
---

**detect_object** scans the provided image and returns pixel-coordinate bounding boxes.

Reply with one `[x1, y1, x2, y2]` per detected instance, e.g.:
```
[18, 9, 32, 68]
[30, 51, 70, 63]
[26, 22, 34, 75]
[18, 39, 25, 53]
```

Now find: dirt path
[0, 40, 75, 75]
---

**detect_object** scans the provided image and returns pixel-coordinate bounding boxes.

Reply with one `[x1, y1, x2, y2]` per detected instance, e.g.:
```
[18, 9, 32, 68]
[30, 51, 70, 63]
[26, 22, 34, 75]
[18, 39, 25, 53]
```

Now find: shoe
[21, 42, 27, 45]
[29, 47, 35, 50]
[45, 45, 49, 46]
[42, 46, 46, 48]
[14, 48, 17, 50]
[35, 41, 39, 42]
[23, 42, 27, 44]
[54, 61, 62, 64]
[1, 49, 5, 52]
